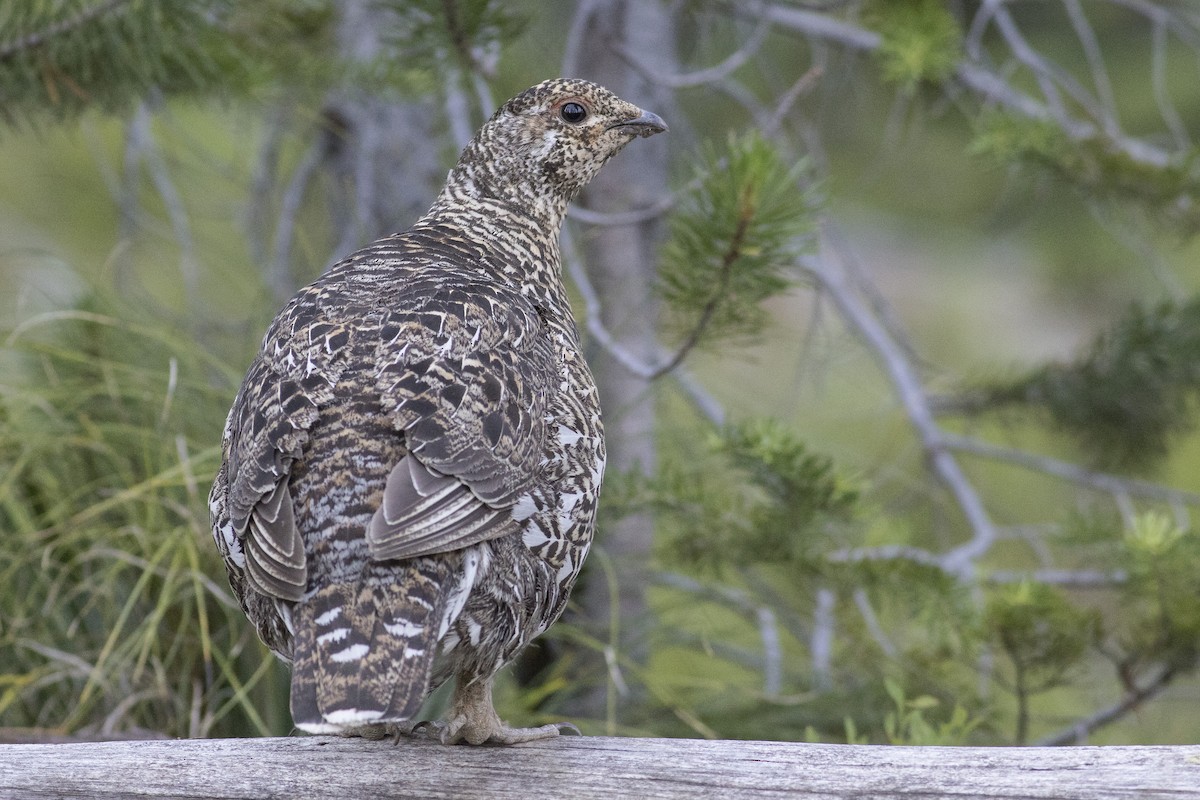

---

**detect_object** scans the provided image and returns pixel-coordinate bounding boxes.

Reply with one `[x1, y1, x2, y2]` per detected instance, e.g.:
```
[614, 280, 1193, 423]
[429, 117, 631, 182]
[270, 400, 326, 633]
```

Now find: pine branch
[650, 199, 754, 379]
[0, 0, 132, 62]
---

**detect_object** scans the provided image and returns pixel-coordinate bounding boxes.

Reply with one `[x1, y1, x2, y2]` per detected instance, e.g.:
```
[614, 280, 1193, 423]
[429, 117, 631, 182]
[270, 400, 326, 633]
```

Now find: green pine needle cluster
[658, 132, 815, 353]
[864, 0, 963, 89]
[984, 581, 1096, 691]
[983, 581, 1097, 743]
[378, 0, 526, 75]
[1119, 513, 1200, 673]
[0, 0, 247, 125]
[976, 298, 1200, 470]
[972, 111, 1200, 234]
[660, 418, 857, 574]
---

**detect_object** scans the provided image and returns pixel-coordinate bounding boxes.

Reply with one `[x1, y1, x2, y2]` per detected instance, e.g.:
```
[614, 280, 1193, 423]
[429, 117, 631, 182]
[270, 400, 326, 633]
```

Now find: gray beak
[608, 110, 669, 138]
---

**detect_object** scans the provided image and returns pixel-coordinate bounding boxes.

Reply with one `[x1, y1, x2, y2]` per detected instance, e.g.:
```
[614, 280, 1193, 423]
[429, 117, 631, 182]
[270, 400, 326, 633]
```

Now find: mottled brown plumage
[208, 79, 666, 744]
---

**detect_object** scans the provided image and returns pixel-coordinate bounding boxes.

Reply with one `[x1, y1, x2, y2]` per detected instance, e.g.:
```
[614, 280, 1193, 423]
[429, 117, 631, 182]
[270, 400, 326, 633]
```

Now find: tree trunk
[568, 0, 676, 720]
[324, 0, 443, 253]
[260, 0, 443, 301]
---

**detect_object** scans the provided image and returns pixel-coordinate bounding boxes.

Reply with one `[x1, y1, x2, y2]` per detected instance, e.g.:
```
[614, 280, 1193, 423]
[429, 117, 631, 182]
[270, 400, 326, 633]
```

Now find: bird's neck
[425, 170, 571, 233]
[414, 188, 568, 297]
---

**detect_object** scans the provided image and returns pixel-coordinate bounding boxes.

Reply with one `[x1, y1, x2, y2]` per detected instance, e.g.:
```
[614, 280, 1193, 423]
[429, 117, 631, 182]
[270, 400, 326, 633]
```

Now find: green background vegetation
[1, 0, 1199, 746]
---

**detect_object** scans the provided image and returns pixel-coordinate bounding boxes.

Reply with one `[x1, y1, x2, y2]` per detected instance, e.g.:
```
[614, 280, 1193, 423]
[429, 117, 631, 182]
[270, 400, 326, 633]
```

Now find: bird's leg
[418, 675, 580, 745]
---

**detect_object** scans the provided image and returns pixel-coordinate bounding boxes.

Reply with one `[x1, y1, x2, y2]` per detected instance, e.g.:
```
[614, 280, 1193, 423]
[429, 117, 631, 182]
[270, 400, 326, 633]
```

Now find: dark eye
[560, 102, 587, 124]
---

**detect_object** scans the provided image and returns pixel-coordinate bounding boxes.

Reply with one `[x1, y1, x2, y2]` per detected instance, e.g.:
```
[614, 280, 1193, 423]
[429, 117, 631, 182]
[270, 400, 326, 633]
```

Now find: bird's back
[210, 77, 663, 742]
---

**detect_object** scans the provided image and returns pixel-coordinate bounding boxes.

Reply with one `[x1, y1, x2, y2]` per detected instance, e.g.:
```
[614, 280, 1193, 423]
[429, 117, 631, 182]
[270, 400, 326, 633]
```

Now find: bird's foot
[341, 723, 395, 740]
[382, 676, 581, 745]
[405, 716, 579, 745]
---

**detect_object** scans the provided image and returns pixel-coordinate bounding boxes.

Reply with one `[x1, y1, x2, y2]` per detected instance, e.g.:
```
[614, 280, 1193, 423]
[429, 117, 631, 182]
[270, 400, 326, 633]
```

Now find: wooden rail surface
[1, 735, 1197, 799]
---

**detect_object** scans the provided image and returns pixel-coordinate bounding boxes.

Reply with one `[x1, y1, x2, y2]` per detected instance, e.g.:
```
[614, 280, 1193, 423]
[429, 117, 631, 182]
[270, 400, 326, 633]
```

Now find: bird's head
[438, 78, 667, 226]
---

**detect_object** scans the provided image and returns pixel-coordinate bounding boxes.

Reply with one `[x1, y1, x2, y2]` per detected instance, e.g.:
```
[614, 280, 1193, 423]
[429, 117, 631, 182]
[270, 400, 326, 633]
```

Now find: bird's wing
[218, 287, 354, 602]
[367, 273, 556, 561]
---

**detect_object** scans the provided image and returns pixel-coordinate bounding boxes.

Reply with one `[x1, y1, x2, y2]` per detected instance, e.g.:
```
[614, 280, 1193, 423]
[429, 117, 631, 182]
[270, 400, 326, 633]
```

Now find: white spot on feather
[330, 643, 369, 663]
[466, 618, 483, 646]
[512, 493, 537, 522]
[314, 607, 342, 626]
[385, 620, 425, 638]
[218, 523, 244, 567]
[317, 627, 350, 645]
[557, 491, 583, 530]
[437, 546, 484, 640]
[522, 520, 551, 550]
[556, 552, 575, 584]
[321, 708, 384, 728]
[277, 601, 295, 637]
[556, 424, 582, 446]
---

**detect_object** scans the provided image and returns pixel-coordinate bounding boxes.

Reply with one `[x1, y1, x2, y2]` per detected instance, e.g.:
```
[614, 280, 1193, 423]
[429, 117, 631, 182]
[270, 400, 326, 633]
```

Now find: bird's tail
[289, 560, 452, 733]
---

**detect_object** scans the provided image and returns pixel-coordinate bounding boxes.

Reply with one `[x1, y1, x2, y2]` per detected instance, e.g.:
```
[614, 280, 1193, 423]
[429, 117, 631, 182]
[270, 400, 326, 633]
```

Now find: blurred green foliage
[864, 0, 963, 89]
[972, 111, 1200, 235]
[975, 298, 1200, 471]
[0, 0, 1198, 750]
[0, 297, 290, 737]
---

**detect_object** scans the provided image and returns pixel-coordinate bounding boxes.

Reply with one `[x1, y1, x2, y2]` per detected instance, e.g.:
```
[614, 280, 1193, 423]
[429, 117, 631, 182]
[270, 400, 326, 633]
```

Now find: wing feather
[368, 276, 556, 561]
[217, 290, 354, 603]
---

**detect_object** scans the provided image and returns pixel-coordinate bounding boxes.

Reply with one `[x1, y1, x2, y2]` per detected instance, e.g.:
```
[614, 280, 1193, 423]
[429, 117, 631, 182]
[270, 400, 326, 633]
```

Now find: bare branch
[810, 588, 835, 689]
[563, 222, 737, 385]
[561, 0, 604, 78]
[443, 68, 475, 150]
[987, 2, 1105, 128]
[800, 240, 997, 577]
[654, 572, 787, 697]
[756, 606, 783, 698]
[852, 588, 898, 658]
[138, 106, 201, 303]
[940, 432, 1200, 507]
[567, 195, 674, 226]
[1037, 667, 1176, 745]
[756, 1, 1177, 169]
[986, 569, 1127, 588]
[755, 3, 881, 50]
[562, 229, 658, 380]
[672, 367, 726, 427]
[1150, 18, 1190, 148]
[826, 544, 949, 571]
[246, 104, 289, 266]
[1063, 0, 1119, 133]
[611, 11, 773, 88]
[764, 65, 824, 136]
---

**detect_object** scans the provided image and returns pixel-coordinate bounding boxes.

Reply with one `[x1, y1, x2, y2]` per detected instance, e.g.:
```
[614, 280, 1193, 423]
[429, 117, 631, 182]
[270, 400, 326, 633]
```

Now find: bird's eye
[560, 102, 587, 124]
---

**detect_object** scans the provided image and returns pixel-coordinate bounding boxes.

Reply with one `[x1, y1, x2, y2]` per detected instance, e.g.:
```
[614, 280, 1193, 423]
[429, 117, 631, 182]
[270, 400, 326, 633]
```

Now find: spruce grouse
[209, 79, 667, 744]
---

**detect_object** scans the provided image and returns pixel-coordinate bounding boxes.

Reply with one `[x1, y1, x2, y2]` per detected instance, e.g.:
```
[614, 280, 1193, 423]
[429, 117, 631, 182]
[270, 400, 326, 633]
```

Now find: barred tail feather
[290, 560, 453, 733]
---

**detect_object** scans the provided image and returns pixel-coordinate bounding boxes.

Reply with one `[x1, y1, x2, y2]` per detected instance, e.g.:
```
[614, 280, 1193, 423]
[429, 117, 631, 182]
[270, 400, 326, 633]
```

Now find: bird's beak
[608, 110, 668, 138]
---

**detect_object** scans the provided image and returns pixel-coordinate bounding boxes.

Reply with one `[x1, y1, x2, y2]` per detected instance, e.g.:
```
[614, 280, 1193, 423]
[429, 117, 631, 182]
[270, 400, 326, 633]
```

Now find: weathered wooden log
[0, 735, 1197, 799]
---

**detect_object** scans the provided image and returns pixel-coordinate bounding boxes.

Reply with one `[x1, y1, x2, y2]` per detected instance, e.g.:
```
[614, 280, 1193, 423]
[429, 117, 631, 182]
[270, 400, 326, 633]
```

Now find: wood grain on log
[0, 735, 1197, 799]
